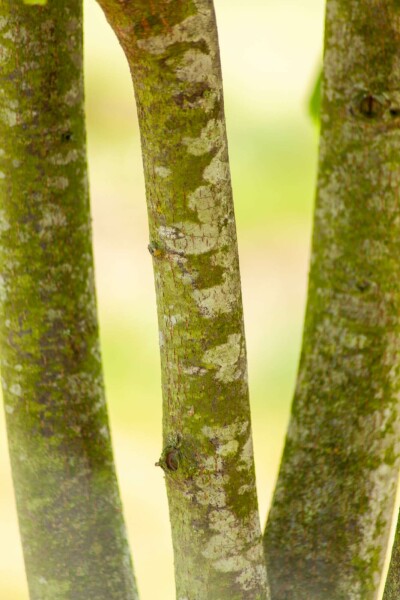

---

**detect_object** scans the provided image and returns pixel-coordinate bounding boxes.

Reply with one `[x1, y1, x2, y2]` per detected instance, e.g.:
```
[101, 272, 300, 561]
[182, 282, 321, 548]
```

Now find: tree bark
[94, 1, 269, 598]
[383, 523, 400, 599]
[0, 2, 138, 599]
[264, 2, 400, 599]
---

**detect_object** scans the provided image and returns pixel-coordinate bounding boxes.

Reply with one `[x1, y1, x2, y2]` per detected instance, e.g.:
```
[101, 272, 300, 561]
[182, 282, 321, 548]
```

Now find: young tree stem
[95, 1, 269, 598]
[0, 3, 138, 598]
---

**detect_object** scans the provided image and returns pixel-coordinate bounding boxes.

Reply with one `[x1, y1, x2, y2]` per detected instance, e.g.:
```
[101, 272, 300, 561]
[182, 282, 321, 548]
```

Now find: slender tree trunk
[384, 522, 400, 598]
[264, 2, 400, 599]
[0, 2, 138, 598]
[94, 1, 269, 598]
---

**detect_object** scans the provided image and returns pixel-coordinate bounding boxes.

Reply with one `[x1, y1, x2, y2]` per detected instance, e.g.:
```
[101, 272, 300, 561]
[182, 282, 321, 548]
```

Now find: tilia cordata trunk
[264, 2, 400, 599]
[0, 2, 138, 599]
[95, 1, 269, 598]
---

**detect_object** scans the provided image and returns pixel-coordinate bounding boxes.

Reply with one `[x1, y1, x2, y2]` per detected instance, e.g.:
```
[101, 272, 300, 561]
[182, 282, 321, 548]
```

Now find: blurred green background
[0, 0, 324, 597]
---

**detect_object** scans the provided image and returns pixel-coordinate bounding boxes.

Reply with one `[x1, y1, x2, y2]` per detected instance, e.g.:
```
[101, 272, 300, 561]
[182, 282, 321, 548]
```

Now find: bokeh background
[0, 0, 324, 597]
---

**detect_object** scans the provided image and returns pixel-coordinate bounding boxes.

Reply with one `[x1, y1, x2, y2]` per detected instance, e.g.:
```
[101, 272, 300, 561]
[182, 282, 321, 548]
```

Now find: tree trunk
[94, 1, 269, 598]
[0, 2, 138, 599]
[264, 2, 400, 599]
[384, 521, 400, 598]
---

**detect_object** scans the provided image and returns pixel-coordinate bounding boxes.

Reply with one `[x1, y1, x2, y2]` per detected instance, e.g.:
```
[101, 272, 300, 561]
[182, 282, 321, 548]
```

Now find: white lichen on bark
[202, 333, 244, 383]
[95, 0, 269, 598]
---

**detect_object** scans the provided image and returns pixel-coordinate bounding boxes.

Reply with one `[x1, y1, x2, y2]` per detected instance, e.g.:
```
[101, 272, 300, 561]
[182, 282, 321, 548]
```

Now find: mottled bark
[264, 2, 400, 599]
[0, 3, 138, 599]
[94, 1, 269, 598]
[384, 524, 400, 599]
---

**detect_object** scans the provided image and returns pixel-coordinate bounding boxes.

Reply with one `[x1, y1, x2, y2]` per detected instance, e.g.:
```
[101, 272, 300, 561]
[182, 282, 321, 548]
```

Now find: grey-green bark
[0, 2, 138, 599]
[264, 2, 400, 599]
[384, 524, 400, 598]
[95, 1, 269, 598]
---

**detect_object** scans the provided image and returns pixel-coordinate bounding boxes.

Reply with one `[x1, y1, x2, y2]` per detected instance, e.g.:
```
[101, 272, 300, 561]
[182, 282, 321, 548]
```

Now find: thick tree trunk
[95, 1, 269, 598]
[264, 2, 400, 599]
[0, 2, 138, 599]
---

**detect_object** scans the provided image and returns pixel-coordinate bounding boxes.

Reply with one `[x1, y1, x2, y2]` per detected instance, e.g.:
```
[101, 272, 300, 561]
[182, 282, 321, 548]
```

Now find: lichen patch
[46, 309, 63, 321]
[64, 83, 81, 107]
[176, 49, 213, 85]
[164, 313, 184, 327]
[0, 274, 6, 302]
[155, 165, 171, 178]
[166, 220, 219, 255]
[158, 225, 183, 241]
[48, 176, 69, 190]
[203, 152, 230, 185]
[136, 7, 215, 58]
[238, 435, 254, 472]
[0, 210, 12, 232]
[217, 439, 239, 457]
[182, 365, 207, 375]
[49, 149, 78, 165]
[187, 184, 214, 218]
[202, 507, 267, 593]
[39, 207, 67, 238]
[0, 108, 17, 127]
[9, 383, 22, 396]
[202, 420, 249, 442]
[193, 273, 237, 317]
[202, 333, 243, 383]
[182, 118, 223, 156]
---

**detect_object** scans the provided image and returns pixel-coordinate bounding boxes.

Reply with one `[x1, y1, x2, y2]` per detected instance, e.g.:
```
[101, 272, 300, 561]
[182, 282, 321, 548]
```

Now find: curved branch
[95, 1, 269, 598]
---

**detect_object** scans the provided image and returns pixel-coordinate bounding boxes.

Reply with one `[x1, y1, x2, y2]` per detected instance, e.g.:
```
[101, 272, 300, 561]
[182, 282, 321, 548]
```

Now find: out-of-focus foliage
[308, 67, 322, 124]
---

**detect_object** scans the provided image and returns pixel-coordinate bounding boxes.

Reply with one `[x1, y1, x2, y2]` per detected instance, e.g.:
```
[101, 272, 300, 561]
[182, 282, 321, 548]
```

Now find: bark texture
[384, 525, 400, 599]
[95, 1, 269, 598]
[264, 2, 400, 599]
[0, 3, 138, 599]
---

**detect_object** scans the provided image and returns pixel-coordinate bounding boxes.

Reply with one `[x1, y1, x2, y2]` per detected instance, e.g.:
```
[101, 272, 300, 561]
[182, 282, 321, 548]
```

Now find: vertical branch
[383, 521, 400, 598]
[264, 1, 400, 599]
[0, 2, 138, 599]
[95, 1, 269, 598]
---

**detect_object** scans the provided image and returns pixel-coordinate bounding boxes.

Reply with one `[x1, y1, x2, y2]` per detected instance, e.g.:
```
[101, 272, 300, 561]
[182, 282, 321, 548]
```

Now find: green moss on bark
[95, 1, 269, 598]
[0, 2, 138, 599]
[264, 2, 400, 599]
[384, 525, 400, 598]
